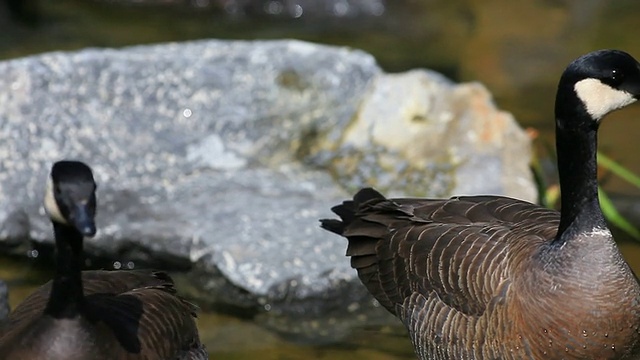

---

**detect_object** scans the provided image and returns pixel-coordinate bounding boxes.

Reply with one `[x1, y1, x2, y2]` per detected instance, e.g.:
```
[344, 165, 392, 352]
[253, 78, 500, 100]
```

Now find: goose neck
[554, 119, 607, 242]
[44, 222, 85, 318]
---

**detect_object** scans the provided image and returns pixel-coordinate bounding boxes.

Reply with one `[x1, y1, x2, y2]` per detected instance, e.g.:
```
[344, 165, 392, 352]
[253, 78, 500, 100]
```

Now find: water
[2, 0, 640, 358]
[5, 242, 640, 358]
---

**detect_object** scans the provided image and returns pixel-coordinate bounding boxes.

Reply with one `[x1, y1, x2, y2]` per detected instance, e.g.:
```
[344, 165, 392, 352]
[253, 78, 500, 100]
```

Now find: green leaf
[598, 152, 640, 188]
[599, 187, 640, 240]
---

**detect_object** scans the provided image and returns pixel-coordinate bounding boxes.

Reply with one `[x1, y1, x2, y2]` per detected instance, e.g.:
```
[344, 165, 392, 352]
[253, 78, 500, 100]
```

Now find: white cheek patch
[574, 78, 637, 120]
[44, 177, 69, 225]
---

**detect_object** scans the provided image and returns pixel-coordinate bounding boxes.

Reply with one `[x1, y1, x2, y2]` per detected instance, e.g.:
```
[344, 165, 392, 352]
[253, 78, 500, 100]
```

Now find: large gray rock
[0, 39, 535, 339]
[324, 69, 535, 199]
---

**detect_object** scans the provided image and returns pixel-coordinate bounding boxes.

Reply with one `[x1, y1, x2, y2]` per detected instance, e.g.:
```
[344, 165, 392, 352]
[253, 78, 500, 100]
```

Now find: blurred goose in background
[322, 49, 640, 359]
[0, 160, 207, 359]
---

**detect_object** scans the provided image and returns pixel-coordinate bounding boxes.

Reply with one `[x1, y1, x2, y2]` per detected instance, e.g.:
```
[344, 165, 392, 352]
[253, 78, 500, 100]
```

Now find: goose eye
[610, 69, 624, 85]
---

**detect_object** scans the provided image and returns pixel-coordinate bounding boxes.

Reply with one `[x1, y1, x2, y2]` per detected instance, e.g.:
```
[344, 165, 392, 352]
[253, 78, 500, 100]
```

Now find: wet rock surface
[0, 39, 534, 339]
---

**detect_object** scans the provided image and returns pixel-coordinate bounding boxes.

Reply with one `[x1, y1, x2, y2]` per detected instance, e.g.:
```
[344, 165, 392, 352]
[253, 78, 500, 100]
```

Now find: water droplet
[565, 347, 569, 352]
[333, 1, 349, 16]
[605, 333, 609, 337]
[264, 1, 283, 15]
[183, 108, 192, 118]
[370, 3, 384, 16]
[612, 345, 616, 350]
[292, 4, 303, 18]
[543, 329, 548, 334]
[192, 0, 210, 8]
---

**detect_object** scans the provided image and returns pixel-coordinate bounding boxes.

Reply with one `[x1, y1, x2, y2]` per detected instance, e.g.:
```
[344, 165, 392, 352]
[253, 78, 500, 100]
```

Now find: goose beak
[71, 203, 96, 237]
[632, 64, 640, 99]
[622, 82, 640, 100]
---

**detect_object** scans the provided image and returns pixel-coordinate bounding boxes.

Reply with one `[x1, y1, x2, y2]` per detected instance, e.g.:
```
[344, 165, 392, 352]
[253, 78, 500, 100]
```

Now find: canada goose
[321, 49, 640, 359]
[0, 161, 207, 360]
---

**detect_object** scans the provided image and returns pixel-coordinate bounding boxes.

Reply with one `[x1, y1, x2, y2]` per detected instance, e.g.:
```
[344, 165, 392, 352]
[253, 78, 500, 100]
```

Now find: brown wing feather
[0, 270, 178, 332]
[86, 284, 201, 359]
[322, 187, 559, 319]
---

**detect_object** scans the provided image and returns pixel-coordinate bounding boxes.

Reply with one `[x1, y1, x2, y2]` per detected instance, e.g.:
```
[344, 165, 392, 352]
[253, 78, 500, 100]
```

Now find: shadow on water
[2, 0, 640, 358]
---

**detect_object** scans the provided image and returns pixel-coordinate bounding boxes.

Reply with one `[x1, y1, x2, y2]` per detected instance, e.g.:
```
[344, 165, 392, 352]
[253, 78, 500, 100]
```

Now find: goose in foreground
[0, 161, 207, 360]
[321, 49, 640, 360]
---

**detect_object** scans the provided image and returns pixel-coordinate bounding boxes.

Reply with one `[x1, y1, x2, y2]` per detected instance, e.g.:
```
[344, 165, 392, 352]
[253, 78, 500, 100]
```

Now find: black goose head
[44, 161, 97, 237]
[556, 50, 640, 129]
